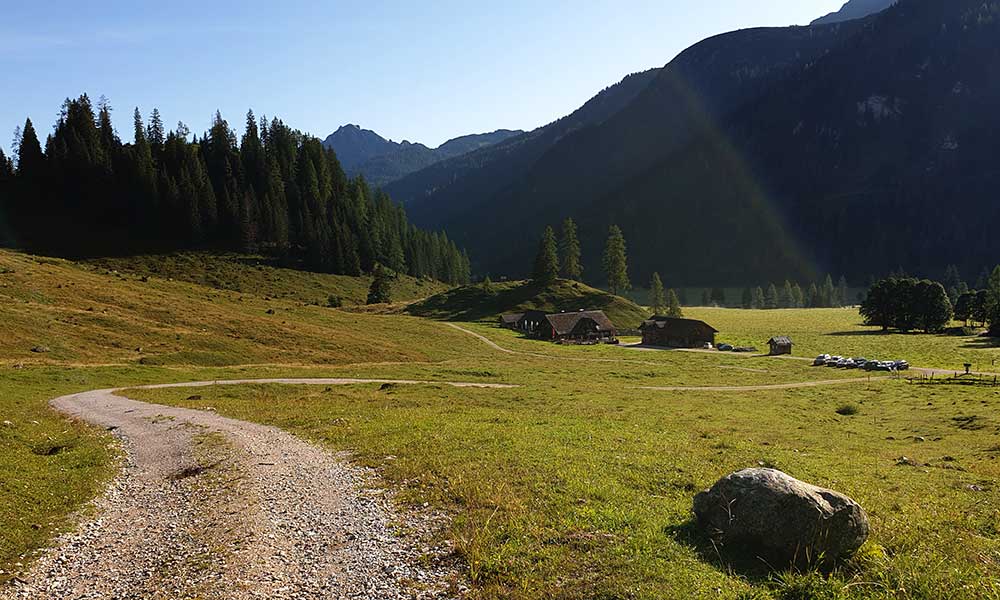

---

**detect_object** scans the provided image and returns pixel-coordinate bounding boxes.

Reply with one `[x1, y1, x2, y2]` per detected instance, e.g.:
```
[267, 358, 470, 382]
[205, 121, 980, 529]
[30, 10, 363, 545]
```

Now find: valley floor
[2, 250, 999, 599]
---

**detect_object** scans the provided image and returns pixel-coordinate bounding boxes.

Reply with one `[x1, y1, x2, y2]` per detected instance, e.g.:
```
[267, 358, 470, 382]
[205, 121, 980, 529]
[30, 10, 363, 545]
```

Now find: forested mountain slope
[592, 0, 1000, 284]
[384, 68, 662, 213]
[396, 18, 869, 283]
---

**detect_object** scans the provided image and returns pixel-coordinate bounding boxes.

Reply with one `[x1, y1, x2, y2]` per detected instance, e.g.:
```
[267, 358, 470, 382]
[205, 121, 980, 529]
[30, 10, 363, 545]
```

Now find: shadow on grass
[665, 518, 844, 583]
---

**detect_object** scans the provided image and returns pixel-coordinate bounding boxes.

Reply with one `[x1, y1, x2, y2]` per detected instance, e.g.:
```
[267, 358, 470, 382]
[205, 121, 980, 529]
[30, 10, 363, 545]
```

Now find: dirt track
[3, 379, 487, 600]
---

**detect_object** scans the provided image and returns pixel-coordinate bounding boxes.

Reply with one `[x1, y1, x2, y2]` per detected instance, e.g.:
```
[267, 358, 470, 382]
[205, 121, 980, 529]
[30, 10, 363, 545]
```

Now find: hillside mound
[406, 279, 648, 328]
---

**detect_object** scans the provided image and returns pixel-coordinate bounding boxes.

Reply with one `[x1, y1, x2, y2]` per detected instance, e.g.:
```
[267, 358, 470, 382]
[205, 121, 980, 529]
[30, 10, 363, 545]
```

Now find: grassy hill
[406, 278, 649, 328]
[84, 252, 450, 307]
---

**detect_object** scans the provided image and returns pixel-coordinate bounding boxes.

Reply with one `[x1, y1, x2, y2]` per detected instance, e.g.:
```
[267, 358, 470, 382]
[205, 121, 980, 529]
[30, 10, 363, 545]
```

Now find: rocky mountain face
[812, 0, 897, 25]
[322, 125, 521, 187]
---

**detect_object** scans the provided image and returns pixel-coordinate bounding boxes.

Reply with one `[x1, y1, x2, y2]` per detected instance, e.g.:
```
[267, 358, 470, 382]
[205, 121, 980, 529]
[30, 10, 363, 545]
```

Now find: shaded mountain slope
[398, 19, 869, 282]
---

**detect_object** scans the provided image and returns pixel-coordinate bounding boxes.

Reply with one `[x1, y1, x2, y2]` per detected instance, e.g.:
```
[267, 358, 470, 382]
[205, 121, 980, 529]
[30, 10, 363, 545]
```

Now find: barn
[767, 336, 793, 356]
[640, 316, 718, 348]
[527, 310, 618, 343]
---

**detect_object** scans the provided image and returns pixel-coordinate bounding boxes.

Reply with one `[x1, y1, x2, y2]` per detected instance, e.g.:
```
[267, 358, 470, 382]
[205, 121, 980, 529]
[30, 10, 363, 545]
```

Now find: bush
[836, 403, 860, 416]
[326, 294, 342, 308]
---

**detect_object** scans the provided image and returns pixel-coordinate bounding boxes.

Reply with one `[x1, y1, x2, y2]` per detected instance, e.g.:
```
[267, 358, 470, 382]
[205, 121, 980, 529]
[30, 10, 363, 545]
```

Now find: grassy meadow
[2, 250, 1000, 598]
[685, 307, 1000, 372]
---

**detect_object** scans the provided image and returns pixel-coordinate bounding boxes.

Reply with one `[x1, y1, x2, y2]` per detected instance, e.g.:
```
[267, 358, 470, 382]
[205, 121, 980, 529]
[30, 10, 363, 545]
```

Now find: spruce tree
[781, 280, 795, 308]
[650, 272, 666, 315]
[791, 283, 804, 308]
[559, 217, 582, 281]
[533, 226, 559, 284]
[822, 275, 837, 308]
[366, 263, 392, 304]
[666, 289, 683, 318]
[807, 283, 821, 308]
[837, 276, 849, 307]
[602, 225, 630, 296]
[765, 284, 779, 309]
[753, 286, 766, 309]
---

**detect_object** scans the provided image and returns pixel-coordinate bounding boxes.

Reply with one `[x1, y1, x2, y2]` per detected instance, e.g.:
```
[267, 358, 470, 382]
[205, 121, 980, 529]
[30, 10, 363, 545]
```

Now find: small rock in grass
[31, 345, 50, 353]
[2, 420, 13, 427]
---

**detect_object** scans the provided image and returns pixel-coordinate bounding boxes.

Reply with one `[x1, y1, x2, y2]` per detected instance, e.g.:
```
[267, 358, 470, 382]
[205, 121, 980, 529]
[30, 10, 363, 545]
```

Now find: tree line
[0, 94, 470, 284]
[530, 219, 683, 317]
[739, 276, 851, 310]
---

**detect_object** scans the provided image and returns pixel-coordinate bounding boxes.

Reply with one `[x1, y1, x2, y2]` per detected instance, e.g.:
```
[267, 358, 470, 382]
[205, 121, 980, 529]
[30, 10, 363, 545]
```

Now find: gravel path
[4, 379, 477, 599]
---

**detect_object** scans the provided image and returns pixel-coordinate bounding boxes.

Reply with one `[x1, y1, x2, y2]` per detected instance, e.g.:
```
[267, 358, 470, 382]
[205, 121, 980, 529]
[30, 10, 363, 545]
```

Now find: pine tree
[650, 272, 666, 315]
[559, 217, 582, 281]
[753, 286, 765, 309]
[602, 225, 630, 296]
[533, 226, 559, 284]
[147, 108, 165, 156]
[366, 263, 392, 304]
[666, 289, 683, 318]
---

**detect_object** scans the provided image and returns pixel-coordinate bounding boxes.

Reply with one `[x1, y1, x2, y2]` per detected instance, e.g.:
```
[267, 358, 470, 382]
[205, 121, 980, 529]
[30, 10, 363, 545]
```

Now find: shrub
[836, 403, 860, 416]
[327, 294, 342, 308]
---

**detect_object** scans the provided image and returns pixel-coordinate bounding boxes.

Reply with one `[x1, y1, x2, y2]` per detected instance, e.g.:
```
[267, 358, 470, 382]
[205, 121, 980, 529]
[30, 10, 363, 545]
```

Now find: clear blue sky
[2, 0, 846, 154]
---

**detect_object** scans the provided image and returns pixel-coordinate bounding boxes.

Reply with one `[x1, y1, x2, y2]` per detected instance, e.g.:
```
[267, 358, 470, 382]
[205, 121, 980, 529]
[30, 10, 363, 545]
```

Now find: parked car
[814, 354, 831, 366]
[844, 359, 860, 369]
[703, 342, 714, 350]
[863, 360, 880, 371]
[826, 356, 843, 367]
[893, 360, 910, 371]
[718, 343, 734, 352]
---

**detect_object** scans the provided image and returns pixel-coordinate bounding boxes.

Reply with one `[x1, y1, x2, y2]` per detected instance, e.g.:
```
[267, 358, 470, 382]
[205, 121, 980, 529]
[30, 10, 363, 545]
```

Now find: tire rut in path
[5, 379, 477, 600]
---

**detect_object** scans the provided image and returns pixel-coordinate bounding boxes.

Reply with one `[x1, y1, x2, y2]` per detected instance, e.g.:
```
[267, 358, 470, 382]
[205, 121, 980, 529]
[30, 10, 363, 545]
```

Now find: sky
[1, 0, 848, 154]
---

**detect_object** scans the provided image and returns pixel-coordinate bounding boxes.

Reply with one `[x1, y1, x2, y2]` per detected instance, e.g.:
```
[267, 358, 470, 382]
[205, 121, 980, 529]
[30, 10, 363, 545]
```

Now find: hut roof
[641, 316, 718, 335]
[500, 313, 524, 324]
[544, 310, 616, 335]
[768, 336, 793, 346]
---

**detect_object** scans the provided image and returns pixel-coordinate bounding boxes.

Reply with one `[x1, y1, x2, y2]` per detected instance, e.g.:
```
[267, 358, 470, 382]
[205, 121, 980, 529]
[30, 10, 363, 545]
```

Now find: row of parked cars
[813, 354, 910, 371]
[717, 343, 758, 353]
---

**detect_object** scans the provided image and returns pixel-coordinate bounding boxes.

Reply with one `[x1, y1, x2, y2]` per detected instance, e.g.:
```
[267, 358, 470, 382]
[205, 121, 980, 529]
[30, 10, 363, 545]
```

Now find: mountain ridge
[322, 125, 522, 187]
[812, 0, 897, 25]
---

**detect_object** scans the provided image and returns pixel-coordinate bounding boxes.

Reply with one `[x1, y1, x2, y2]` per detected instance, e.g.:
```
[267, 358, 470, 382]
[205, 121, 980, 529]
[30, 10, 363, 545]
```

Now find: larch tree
[559, 217, 582, 281]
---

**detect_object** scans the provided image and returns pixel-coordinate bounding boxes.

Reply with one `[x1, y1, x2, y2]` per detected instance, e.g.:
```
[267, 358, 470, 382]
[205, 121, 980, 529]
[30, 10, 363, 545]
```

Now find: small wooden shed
[767, 336, 793, 356]
[499, 313, 524, 330]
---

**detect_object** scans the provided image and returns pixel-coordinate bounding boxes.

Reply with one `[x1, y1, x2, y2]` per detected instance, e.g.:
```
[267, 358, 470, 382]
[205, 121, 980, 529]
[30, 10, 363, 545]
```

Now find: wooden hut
[640, 316, 718, 348]
[767, 336, 793, 356]
[499, 313, 524, 330]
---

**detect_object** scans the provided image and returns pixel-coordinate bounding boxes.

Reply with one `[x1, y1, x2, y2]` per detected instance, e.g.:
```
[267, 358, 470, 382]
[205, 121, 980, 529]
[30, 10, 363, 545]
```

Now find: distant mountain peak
[812, 0, 896, 25]
[322, 125, 524, 187]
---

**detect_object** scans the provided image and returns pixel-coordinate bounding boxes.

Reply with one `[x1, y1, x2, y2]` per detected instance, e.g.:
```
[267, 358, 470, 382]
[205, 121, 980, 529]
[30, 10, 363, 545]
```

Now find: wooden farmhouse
[513, 310, 617, 343]
[499, 313, 524, 330]
[767, 336, 793, 356]
[516, 310, 550, 335]
[640, 316, 718, 348]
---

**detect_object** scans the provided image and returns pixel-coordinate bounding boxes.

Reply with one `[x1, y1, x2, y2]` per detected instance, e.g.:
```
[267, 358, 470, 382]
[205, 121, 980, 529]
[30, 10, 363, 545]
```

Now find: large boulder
[693, 468, 869, 565]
